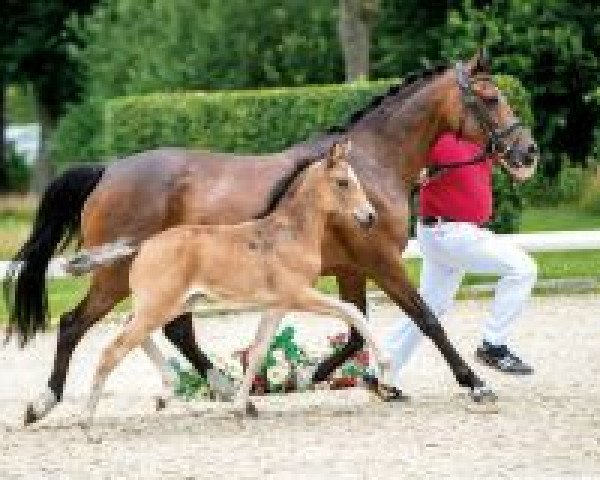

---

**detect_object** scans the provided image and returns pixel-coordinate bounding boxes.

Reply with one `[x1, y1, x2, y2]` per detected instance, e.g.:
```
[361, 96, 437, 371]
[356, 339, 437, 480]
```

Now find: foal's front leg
[233, 310, 283, 418]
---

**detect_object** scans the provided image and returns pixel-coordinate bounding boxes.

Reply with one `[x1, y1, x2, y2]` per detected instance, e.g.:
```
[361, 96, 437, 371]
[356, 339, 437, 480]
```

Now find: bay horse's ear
[467, 48, 491, 74]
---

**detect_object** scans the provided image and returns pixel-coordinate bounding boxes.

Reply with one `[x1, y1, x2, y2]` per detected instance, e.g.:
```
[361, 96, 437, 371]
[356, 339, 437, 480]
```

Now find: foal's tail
[3, 165, 106, 347]
[64, 239, 138, 276]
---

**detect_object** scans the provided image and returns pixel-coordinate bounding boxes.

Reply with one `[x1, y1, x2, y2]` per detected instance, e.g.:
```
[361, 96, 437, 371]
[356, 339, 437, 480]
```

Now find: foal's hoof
[85, 431, 103, 444]
[155, 396, 167, 412]
[245, 401, 259, 418]
[78, 420, 102, 444]
[232, 401, 259, 420]
[469, 384, 497, 403]
[24, 403, 40, 426]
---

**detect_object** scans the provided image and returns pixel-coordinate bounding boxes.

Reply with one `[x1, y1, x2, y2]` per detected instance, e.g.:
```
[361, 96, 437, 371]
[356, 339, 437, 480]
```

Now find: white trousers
[386, 221, 537, 385]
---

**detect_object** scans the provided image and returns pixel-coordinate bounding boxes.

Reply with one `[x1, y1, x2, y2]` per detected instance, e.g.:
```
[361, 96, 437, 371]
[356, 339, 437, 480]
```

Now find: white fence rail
[403, 230, 600, 258]
[2, 230, 600, 279]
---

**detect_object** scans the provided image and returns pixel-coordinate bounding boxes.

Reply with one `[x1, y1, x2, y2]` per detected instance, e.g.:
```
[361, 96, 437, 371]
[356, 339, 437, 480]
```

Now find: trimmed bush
[51, 74, 532, 232]
[104, 80, 397, 158]
[50, 99, 106, 166]
[53, 74, 532, 161]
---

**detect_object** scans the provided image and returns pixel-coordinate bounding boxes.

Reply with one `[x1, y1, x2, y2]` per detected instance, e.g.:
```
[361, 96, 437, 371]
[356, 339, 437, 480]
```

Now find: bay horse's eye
[483, 96, 499, 107]
[336, 178, 349, 188]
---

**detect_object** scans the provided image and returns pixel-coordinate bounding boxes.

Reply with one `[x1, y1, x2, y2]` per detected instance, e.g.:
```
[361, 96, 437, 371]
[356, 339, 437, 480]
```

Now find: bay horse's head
[443, 49, 539, 168]
[319, 140, 377, 230]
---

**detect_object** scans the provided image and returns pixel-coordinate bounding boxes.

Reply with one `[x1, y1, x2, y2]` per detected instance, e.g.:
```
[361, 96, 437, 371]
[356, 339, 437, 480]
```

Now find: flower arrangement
[171, 325, 373, 400]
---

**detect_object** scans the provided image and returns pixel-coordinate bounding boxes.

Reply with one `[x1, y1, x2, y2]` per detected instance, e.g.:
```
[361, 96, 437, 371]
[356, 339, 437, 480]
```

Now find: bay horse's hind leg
[163, 313, 236, 401]
[25, 267, 129, 425]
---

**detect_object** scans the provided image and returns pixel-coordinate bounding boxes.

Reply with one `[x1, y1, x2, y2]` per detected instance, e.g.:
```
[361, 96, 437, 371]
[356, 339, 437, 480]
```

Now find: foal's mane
[253, 155, 319, 220]
[327, 63, 449, 134]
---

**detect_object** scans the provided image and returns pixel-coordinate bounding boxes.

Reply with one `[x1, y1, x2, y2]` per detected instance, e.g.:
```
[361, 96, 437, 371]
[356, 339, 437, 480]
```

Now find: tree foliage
[1, 0, 98, 190]
[76, 0, 344, 98]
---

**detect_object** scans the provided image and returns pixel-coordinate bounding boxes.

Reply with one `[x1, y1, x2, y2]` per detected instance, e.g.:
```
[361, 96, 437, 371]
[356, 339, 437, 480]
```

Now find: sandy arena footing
[1, 294, 599, 479]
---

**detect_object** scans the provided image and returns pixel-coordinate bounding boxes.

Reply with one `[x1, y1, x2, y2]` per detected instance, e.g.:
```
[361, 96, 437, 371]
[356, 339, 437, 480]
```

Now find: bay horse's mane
[327, 63, 449, 134]
[253, 155, 318, 220]
[254, 64, 451, 220]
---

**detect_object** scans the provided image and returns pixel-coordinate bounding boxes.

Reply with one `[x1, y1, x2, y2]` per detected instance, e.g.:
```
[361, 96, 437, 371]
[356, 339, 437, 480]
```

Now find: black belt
[419, 216, 458, 226]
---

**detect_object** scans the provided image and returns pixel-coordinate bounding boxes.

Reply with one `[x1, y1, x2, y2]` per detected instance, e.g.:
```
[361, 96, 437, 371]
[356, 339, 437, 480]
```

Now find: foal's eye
[336, 178, 349, 188]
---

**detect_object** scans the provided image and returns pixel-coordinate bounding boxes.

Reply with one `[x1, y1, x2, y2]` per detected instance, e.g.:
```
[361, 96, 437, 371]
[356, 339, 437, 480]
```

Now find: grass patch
[0, 216, 30, 260]
[520, 205, 600, 232]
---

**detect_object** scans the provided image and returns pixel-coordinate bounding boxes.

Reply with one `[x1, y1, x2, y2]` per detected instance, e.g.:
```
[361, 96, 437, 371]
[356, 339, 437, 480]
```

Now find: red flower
[353, 350, 370, 366]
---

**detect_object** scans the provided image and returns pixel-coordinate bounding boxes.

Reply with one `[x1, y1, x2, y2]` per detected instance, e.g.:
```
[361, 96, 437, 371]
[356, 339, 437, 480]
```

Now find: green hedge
[51, 74, 532, 232]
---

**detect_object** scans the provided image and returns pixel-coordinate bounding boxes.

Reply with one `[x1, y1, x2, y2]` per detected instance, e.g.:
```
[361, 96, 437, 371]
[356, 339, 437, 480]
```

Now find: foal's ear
[327, 140, 349, 168]
[467, 48, 491, 74]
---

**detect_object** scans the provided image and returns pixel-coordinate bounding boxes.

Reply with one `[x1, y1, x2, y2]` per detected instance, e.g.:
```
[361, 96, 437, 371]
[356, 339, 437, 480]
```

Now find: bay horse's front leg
[311, 270, 367, 383]
[233, 310, 284, 418]
[300, 290, 390, 384]
[371, 249, 496, 402]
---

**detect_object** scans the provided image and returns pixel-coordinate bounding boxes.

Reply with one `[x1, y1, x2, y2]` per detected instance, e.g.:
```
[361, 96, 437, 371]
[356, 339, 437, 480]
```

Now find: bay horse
[5, 51, 538, 425]
[75, 141, 390, 437]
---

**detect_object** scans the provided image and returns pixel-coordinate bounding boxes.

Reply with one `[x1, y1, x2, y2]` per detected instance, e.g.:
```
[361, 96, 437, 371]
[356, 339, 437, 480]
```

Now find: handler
[387, 131, 537, 388]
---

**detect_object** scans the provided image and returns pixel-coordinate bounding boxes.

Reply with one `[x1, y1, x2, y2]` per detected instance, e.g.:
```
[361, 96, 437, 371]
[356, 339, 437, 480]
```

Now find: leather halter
[455, 61, 528, 167]
[422, 63, 530, 182]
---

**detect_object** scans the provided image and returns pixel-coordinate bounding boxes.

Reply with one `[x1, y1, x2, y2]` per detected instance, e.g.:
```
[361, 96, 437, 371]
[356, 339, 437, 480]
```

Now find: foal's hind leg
[233, 310, 284, 418]
[25, 267, 129, 425]
[138, 333, 177, 411]
[81, 317, 153, 440]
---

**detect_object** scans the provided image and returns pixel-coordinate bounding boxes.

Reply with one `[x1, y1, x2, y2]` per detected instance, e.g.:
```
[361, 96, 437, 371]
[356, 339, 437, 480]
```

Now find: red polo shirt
[419, 132, 493, 224]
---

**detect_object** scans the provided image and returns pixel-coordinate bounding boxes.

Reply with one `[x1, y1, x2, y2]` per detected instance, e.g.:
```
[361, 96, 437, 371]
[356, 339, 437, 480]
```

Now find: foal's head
[315, 140, 376, 229]
[440, 49, 539, 168]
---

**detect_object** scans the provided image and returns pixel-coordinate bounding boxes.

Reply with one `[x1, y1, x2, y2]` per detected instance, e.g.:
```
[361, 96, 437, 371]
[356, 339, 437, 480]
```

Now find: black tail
[3, 165, 106, 346]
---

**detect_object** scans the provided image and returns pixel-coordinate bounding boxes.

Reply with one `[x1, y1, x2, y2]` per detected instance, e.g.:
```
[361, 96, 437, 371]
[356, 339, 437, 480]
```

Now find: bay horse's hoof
[469, 384, 497, 403]
[232, 401, 259, 420]
[24, 403, 39, 426]
[206, 368, 236, 402]
[363, 375, 409, 403]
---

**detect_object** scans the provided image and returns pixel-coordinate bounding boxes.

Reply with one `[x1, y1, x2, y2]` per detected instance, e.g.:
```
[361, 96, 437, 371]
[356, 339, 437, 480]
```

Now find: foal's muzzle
[354, 206, 377, 230]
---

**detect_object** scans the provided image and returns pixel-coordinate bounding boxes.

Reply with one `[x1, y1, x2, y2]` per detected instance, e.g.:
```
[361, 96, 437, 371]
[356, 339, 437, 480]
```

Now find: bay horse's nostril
[528, 143, 538, 155]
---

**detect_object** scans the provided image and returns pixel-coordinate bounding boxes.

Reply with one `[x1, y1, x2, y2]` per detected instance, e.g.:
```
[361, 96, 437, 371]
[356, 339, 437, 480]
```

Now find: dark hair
[328, 63, 448, 133]
[253, 156, 317, 219]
